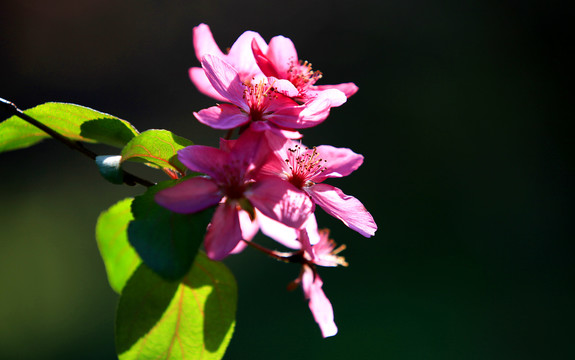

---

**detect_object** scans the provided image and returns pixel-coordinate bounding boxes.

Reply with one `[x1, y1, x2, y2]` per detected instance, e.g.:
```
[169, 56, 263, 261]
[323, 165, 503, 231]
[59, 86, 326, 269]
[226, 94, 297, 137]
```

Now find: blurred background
[0, 0, 572, 359]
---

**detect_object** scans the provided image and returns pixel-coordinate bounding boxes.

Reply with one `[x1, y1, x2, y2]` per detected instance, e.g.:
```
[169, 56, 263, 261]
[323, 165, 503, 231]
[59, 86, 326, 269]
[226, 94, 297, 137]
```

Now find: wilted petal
[247, 176, 313, 229]
[189, 67, 228, 103]
[308, 183, 377, 238]
[204, 202, 243, 260]
[194, 103, 249, 130]
[301, 267, 338, 338]
[154, 177, 222, 214]
[311, 145, 364, 183]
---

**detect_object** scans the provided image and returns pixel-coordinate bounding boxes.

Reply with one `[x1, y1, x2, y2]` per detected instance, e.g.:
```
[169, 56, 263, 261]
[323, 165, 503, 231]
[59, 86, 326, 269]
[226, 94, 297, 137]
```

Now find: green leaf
[128, 180, 213, 281]
[80, 118, 139, 148]
[96, 155, 125, 185]
[0, 102, 138, 153]
[96, 198, 141, 293]
[116, 254, 237, 360]
[121, 130, 193, 176]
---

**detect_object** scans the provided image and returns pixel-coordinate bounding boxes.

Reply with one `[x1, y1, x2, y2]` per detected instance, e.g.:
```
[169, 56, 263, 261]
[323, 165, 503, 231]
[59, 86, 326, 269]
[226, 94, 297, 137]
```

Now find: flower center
[218, 160, 252, 199]
[287, 60, 323, 92]
[242, 79, 278, 121]
[285, 144, 327, 189]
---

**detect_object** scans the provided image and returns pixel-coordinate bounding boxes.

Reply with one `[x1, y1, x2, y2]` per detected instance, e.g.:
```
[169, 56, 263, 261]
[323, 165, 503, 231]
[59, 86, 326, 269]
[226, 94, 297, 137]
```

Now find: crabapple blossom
[154, 130, 314, 260]
[261, 140, 377, 238]
[292, 229, 347, 338]
[189, 23, 268, 102]
[251, 36, 356, 105]
[194, 55, 335, 132]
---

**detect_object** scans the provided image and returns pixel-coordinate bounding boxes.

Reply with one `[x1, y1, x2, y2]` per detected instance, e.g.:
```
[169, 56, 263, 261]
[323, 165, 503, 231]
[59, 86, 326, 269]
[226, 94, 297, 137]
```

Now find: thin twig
[1, 97, 154, 187]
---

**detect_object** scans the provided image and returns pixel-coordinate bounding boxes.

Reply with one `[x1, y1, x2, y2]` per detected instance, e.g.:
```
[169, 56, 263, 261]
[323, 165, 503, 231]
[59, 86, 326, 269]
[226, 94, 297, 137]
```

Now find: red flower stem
[1, 97, 154, 187]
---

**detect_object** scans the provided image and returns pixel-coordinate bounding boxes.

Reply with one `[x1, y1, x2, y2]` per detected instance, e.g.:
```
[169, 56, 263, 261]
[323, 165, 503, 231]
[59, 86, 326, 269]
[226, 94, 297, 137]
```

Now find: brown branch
[1, 97, 154, 187]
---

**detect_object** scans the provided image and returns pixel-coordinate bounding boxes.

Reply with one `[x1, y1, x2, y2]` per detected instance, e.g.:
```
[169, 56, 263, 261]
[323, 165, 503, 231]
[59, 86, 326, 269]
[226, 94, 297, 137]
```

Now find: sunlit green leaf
[96, 198, 141, 293]
[80, 118, 139, 148]
[0, 102, 138, 153]
[116, 254, 237, 360]
[121, 130, 192, 176]
[128, 180, 213, 281]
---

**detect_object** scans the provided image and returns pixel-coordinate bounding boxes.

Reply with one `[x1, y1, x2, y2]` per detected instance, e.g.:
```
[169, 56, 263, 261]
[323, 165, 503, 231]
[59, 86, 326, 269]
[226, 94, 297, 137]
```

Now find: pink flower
[154, 130, 314, 260]
[189, 23, 268, 102]
[251, 36, 356, 106]
[262, 140, 377, 238]
[243, 226, 346, 337]
[194, 55, 334, 132]
[293, 229, 347, 338]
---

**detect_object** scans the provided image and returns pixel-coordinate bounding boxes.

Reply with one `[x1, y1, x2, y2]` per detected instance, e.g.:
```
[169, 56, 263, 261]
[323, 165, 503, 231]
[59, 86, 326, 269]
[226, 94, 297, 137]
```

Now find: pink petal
[301, 267, 338, 338]
[178, 145, 229, 179]
[189, 67, 229, 103]
[304, 214, 320, 245]
[298, 97, 333, 123]
[193, 23, 225, 60]
[201, 55, 247, 107]
[239, 209, 259, 241]
[257, 211, 319, 250]
[249, 122, 302, 146]
[314, 88, 348, 107]
[264, 103, 306, 129]
[252, 38, 279, 77]
[269, 78, 299, 98]
[268, 97, 331, 129]
[308, 183, 377, 238]
[194, 103, 249, 130]
[227, 31, 267, 78]
[246, 176, 313, 229]
[154, 177, 222, 214]
[298, 228, 314, 259]
[311, 145, 364, 183]
[314, 82, 359, 98]
[256, 210, 301, 249]
[226, 128, 273, 174]
[230, 209, 259, 254]
[204, 202, 243, 260]
[266, 36, 298, 78]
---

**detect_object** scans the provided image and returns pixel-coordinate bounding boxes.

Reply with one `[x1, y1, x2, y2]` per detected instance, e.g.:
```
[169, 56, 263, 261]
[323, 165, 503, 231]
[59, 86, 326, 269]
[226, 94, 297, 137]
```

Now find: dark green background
[1, 1, 572, 359]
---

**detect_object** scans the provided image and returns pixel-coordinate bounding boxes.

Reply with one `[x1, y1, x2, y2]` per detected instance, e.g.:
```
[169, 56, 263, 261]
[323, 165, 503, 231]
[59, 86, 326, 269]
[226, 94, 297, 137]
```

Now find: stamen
[285, 144, 328, 188]
[287, 59, 323, 92]
[242, 78, 278, 121]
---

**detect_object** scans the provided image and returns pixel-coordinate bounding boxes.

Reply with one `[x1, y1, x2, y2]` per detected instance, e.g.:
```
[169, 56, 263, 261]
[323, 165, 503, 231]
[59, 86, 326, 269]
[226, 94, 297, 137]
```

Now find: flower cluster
[155, 24, 377, 338]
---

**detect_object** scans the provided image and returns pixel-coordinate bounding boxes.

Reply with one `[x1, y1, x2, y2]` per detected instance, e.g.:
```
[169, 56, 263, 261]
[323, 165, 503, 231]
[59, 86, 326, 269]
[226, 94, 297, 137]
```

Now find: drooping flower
[189, 23, 268, 102]
[251, 36, 357, 105]
[290, 229, 347, 338]
[261, 140, 377, 237]
[154, 130, 314, 260]
[194, 55, 335, 132]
